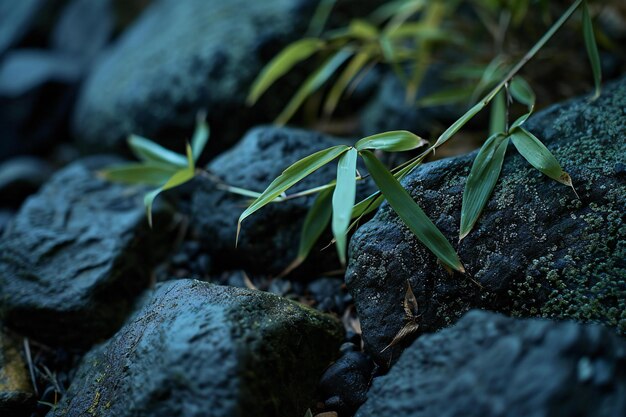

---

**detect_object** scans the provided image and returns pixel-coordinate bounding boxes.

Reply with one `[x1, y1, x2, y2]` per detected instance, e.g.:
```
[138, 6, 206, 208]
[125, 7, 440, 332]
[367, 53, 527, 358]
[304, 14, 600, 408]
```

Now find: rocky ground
[0, 1, 625, 417]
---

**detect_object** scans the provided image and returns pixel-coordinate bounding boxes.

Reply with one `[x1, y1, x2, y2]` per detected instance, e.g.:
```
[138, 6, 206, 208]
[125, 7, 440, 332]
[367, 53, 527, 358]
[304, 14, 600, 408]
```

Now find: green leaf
[144, 167, 195, 227]
[510, 128, 573, 186]
[323, 50, 371, 116]
[360, 150, 464, 272]
[434, 99, 487, 147]
[417, 85, 473, 107]
[332, 148, 358, 265]
[281, 185, 334, 277]
[346, 19, 379, 40]
[306, 0, 336, 37]
[355, 130, 427, 152]
[238, 145, 350, 242]
[247, 38, 325, 105]
[582, 0, 602, 100]
[127, 135, 188, 169]
[509, 76, 536, 109]
[99, 163, 178, 186]
[191, 116, 210, 162]
[459, 133, 509, 240]
[275, 48, 353, 125]
[489, 90, 506, 136]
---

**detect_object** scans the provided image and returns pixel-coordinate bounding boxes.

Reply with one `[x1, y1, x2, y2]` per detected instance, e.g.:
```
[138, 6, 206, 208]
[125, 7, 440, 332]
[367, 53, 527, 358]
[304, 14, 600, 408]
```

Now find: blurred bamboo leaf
[360, 150, 464, 272]
[459, 133, 509, 240]
[489, 90, 506, 136]
[275, 48, 353, 125]
[417, 86, 473, 107]
[307, 0, 336, 37]
[324, 50, 371, 116]
[332, 148, 358, 265]
[356, 130, 427, 152]
[346, 19, 379, 40]
[237, 145, 350, 242]
[127, 135, 188, 168]
[509, 76, 535, 109]
[99, 163, 177, 186]
[191, 115, 210, 162]
[582, 0, 602, 100]
[510, 128, 574, 187]
[247, 38, 325, 105]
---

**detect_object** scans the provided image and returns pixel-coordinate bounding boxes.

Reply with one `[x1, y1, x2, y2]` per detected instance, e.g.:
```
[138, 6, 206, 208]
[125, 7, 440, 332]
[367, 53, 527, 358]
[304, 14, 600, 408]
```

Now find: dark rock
[308, 277, 349, 314]
[346, 77, 626, 366]
[0, 329, 35, 416]
[71, 0, 320, 156]
[0, 0, 46, 55]
[192, 126, 374, 276]
[50, 279, 344, 417]
[51, 0, 113, 62]
[356, 310, 626, 417]
[0, 156, 175, 347]
[0, 209, 13, 235]
[319, 350, 375, 415]
[0, 156, 54, 208]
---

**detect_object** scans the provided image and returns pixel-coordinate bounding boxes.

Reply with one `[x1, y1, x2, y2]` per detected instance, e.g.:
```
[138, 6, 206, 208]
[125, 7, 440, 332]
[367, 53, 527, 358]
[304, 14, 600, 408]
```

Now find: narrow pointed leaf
[489, 90, 506, 136]
[510, 128, 572, 186]
[459, 133, 509, 239]
[144, 167, 195, 227]
[346, 19, 379, 40]
[510, 76, 535, 109]
[434, 99, 487, 147]
[323, 51, 370, 116]
[355, 130, 427, 152]
[247, 38, 325, 105]
[238, 145, 349, 230]
[417, 86, 473, 107]
[351, 192, 383, 219]
[191, 117, 210, 162]
[275, 48, 353, 125]
[582, 0, 602, 100]
[360, 150, 464, 272]
[127, 135, 188, 168]
[306, 0, 336, 37]
[99, 163, 178, 186]
[332, 148, 358, 265]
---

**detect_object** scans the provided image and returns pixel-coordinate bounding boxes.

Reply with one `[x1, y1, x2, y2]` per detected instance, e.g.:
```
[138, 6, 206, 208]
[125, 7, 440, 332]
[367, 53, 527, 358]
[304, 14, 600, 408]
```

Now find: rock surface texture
[347, 77, 626, 365]
[72, 0, 319, 155]
[0, 157, 173, 346]
[356, 310, 626, 417]
[50, 279, 343, 417]
[192, 126, 374, 276]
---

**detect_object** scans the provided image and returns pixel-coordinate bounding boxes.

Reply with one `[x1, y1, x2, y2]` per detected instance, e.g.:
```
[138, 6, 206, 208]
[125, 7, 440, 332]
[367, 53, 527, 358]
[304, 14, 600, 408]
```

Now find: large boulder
[192, 126, 374, 276]
[356, 310, 626, 417]
[50, 279, 343, 417]
[0, 157, 174, 347]
[346, 77, 626, 365]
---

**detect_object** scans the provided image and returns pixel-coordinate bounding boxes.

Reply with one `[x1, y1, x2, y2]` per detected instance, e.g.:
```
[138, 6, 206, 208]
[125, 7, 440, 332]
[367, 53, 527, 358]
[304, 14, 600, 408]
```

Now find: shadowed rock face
[71, 0, 318, 156]
[192, 126, 375, 277]
[0, 157, 174, 347]
[346, 77, 626, 366]
[50, 279, 344, 417]
[356, 310, 626, 417]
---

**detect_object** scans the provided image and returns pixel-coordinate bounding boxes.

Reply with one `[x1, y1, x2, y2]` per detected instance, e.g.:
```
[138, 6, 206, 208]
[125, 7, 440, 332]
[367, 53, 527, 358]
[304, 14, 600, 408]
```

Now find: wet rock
[346, 77, 626, 366]
[0, 156, 174, 347]
[0, 156, 54, 208]
[307, 277, 350, 314]
[319, 350, 375, 415]
[192, 126, 374, 276]
[72, 0, 320, 155]
[50, 279, 343, 417]
[356, 310, 626, 417]
[0, 329, 34, 415]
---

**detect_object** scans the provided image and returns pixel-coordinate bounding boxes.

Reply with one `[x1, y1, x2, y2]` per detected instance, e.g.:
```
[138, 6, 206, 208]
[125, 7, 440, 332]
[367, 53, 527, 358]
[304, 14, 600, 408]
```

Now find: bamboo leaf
[417, 85, 473, 107]
[247, 38, 325, 105]
[459, 133, 509, 240]
[510, 128, 573, 186]
[510, 76, 536, 109]
[332, 148, 358, 265]
[306, 0, 336, 37]
[275, 48, 353, 125]
[127, 135, 188, 168]
[191, 116, 210, 162]
[238, 145, 350, 241]
[434, 99, 487, 147]
[99, 163, 178, 186]
[346, 19, 379, 40]
[360, 150, 464, 272]
[323, 51, 371, 116]
[489, 90, 506, 136]
[582, 0, 602, 100]
[355, 130, 427, 152]
[144, 166, 195, 227]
